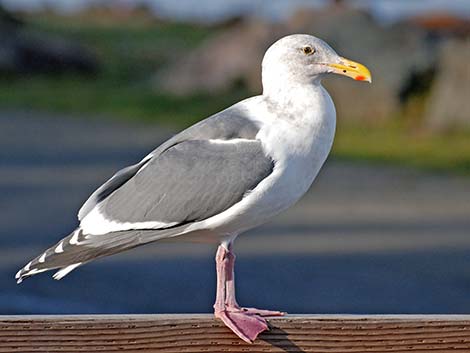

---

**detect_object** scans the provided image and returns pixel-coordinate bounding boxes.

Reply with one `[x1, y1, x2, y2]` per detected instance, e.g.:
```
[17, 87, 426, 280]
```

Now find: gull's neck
[261, 78, 333, 123]
[257, 76, 336, 163]
[262, 72, 324, 104]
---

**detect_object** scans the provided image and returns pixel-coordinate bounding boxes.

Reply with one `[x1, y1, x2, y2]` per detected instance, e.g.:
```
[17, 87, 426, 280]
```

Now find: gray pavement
[1, 110, 470, 314]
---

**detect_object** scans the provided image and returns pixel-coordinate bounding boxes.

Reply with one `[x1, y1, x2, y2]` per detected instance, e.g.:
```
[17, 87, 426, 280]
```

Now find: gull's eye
[302, 46, 315, 55]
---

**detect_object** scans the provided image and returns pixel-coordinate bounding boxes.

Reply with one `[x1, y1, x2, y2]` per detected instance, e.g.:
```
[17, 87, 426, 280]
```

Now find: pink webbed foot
[215, 309, 269, 343]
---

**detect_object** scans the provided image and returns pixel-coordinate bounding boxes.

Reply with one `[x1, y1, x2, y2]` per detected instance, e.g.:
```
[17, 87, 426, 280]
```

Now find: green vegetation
[0, 16, 241, 126]
[334, 122, 470, 174]
[0, 75, 248, 126]
[2, 15, 470, 174]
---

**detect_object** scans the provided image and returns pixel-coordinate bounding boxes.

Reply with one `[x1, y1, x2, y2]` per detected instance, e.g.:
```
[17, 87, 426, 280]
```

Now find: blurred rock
[409, 12, 470, 38]
[424, 39, 470, 131]
[153, 18, 285, 95]
[0, 6, 99, 76]
[155, 6, 438, 122]
[0, 5, 23, 27]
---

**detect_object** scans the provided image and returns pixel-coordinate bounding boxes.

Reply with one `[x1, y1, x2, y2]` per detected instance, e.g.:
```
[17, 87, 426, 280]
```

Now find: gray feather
[78, 104, 260, 221]
[102, 139, 273, 224]
[15, 228, 166, 282]
[78, 161, 150, 220]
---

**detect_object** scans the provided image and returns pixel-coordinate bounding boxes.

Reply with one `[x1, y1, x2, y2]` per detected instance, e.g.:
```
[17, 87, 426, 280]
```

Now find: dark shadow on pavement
[261, 326, 306, 353]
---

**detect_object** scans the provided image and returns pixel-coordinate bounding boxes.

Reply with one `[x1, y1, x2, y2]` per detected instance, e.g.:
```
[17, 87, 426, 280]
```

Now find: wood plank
[1, 314, 469, 352]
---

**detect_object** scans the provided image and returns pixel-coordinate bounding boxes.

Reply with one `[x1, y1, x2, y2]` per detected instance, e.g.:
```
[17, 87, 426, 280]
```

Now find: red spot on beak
[355, 75, 366, 81]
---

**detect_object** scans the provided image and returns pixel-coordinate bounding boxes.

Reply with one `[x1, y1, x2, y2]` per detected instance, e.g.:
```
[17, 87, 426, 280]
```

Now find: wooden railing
[1, 314, 470, 352]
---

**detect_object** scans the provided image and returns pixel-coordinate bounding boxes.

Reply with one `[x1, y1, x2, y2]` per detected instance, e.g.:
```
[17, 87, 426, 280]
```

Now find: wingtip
[15, 270, 24, 284]
[15, 268, 25, 284]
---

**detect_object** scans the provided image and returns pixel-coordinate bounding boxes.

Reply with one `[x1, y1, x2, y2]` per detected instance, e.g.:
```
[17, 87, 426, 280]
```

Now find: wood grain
[1, 314, 469, 352]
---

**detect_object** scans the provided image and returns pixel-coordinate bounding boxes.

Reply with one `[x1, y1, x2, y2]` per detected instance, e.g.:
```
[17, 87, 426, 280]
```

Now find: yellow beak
[327, 57, 372, 83]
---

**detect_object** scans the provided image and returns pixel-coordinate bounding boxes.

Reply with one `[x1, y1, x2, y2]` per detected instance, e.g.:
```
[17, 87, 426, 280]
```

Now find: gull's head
[262, 34, 371, 94]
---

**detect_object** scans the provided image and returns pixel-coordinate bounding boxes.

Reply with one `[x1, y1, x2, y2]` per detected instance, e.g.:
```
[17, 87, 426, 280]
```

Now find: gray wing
[99, 138, 273, 226]
[78, 104, 260, 221]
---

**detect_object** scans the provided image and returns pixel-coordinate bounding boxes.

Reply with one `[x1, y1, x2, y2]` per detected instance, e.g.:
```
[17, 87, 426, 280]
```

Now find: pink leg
[213, 246, 227, 311]
[213, 244, 284, 343]
[224, 244, 239, 308]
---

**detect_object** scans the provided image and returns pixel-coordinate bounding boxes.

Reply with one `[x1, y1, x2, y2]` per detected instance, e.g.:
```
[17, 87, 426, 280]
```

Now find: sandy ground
[1, 110, 470, 314]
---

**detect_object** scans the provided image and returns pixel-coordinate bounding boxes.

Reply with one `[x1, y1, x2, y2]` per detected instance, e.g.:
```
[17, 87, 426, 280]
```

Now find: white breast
[255, 85, 336, 214]
[189, 84, 336, 239]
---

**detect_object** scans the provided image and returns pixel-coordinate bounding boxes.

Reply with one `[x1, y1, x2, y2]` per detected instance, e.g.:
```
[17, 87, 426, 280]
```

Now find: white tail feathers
[52, 263, 82, 281]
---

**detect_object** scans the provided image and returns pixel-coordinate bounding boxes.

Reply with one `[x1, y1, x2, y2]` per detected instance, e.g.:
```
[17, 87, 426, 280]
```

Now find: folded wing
[82, 138, 274, 234]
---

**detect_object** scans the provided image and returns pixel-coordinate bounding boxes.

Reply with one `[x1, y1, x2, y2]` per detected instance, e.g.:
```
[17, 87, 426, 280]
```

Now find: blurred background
[1, 0, 470, 315]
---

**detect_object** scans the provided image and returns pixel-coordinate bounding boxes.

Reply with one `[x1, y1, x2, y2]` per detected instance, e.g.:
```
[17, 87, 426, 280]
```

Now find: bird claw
[215, 309, 269, 343]
[239, 306, 286, 317]
[227, 306, 285, 317]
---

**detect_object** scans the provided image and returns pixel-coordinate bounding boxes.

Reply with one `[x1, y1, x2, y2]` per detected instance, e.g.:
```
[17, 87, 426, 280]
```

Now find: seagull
[16, 34, 371, 343]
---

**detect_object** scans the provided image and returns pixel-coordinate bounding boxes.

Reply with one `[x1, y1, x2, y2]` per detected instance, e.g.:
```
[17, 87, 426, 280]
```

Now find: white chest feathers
[214, 84, 338, 232]
[251, 84, 336, 194]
